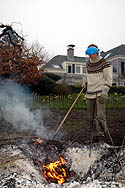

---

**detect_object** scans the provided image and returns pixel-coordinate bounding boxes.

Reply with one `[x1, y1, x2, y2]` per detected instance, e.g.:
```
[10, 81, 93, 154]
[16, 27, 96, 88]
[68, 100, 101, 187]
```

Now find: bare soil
[0, 108, 125, 147]
[44, 108, 125, 146]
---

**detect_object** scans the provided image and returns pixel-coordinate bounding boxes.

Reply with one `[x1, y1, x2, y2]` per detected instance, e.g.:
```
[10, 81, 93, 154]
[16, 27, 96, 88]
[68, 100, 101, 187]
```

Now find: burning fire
[33, 138, 74, 184]
[43, 157, 67, 184]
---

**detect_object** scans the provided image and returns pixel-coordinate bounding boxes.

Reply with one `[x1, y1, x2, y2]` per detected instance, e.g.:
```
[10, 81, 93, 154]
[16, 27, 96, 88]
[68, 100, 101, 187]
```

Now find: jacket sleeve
[82, 74, 87, 88]
[103, 65, 113, 87]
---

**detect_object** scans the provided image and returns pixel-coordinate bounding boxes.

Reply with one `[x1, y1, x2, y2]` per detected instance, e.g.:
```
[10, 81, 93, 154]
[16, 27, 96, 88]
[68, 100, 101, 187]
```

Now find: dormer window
[76, 65, 80, 73]
[67, 63, 75, 73]
[66, 63, 86, 74]
[82, 65, 86, 73]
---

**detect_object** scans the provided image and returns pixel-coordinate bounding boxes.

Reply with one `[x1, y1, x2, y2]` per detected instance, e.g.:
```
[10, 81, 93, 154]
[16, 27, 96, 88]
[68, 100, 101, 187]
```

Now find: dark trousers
[87, 97, 107, 137]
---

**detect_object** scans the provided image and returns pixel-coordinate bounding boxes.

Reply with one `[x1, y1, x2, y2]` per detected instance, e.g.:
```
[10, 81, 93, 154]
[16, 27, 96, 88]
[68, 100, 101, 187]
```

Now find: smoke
[0, 78, 51, 139]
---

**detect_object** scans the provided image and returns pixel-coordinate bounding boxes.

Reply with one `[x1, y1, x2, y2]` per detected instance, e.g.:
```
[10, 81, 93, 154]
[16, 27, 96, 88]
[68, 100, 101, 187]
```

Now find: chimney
[67, 44, 75, 60]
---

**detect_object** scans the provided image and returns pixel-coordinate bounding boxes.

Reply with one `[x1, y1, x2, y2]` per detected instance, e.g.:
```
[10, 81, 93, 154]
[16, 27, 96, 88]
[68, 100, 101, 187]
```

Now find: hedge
[31, 76, 125, 96]
[45, 73, 61, 82]
[31, 75, 56, 95]
[109, 86, 125, 95]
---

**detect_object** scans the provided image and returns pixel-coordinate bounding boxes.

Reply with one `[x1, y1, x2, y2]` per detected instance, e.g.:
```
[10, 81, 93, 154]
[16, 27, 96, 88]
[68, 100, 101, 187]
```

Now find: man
[82, 44, 112, 143]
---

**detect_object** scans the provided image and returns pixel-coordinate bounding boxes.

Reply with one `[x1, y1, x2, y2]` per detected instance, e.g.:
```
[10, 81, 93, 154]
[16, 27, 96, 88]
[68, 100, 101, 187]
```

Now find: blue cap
[85, 46, 99, 55]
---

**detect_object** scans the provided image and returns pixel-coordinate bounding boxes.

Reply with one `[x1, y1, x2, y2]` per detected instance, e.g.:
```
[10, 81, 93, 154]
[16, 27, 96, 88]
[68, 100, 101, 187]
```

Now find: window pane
[82, 66, 86, 73]
[113, 66, 117, 72]
[72, 64, 75, 73]
[76, 65, 80, 73]
[121, 62, 125, 73]
[67, 65, 72, 73]
[119, 82, 124, 86]
[112, 83, 117, 86]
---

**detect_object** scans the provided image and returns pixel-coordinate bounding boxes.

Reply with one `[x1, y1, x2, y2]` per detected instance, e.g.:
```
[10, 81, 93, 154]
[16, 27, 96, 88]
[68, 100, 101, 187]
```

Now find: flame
[33, 138, 74, 184]
[43, 157, 67, 184]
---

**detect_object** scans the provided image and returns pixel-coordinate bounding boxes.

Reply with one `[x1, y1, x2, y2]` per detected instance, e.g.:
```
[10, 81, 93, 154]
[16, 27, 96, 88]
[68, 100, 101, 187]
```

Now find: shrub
[53, 83, 72, 96]
[70, 85, 82, 93]
[31, 75, 56, 95]
[109, 86, 125, 95]
[45, 73, 61, 82]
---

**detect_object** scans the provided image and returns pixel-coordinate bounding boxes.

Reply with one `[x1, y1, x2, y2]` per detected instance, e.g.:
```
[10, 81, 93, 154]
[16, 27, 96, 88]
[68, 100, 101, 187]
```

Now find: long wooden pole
[52, 87, 84, 140]
[0, 105, 4, 121]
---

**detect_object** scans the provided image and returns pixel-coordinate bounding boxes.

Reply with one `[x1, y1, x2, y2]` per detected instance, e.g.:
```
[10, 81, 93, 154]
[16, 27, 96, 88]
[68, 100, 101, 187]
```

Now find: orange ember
[34, 138, 44, 145]
[43, 157, 67, 184]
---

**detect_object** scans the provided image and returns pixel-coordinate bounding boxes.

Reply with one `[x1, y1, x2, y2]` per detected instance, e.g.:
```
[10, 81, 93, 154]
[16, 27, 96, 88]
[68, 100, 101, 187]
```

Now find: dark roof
[100, 44, 125, 59]
[45, 55, 87, 69]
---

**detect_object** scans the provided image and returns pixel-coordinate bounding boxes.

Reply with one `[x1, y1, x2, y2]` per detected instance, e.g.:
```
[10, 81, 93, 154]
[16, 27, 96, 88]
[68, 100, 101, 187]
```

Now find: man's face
[89, 53, 98, 61]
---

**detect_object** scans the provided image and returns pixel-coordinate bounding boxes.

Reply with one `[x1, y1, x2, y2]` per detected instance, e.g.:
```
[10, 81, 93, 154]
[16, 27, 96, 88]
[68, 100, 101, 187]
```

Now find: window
[82, 65, 86, 73]
[113, 66, 117, 72]
[121, 62, 125, 74]
[76, 65, 81, 73]
[66, 63, 85, 74]
[112, 83, 117, 86]
[67, 64, 72, 73]
[72, 64, 75, 73]
[53, 64, 60, 69]
[119, 82, 124, 86]
[67, 64, 75, 73]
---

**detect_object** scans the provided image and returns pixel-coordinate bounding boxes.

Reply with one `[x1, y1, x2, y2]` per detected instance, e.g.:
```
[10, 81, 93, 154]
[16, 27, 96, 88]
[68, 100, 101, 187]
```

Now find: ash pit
[24, 138, 76, 184]
[0, 135, 125, 188]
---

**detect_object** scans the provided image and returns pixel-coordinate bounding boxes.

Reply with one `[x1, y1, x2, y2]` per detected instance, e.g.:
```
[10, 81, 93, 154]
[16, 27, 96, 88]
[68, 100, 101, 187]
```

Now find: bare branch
[0, 23, 24, 47]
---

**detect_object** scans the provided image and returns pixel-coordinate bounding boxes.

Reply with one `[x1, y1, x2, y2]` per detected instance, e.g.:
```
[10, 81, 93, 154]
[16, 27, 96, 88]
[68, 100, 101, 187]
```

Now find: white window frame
[66, 63, 75, 73]
[82, 65, 86, 73]
[76, 64, 81, 74]
[119, 82, 124, 86]
[67, 63, 72, 73]
[66, 62, 86, 74]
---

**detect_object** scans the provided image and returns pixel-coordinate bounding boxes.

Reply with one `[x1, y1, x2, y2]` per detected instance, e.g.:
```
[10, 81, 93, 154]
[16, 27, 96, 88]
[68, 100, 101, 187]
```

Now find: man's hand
[82, 79, 87, 88]
[99, 85, 110, 103]
[101, 85, 110, 97]
[82, 75, 87, 88]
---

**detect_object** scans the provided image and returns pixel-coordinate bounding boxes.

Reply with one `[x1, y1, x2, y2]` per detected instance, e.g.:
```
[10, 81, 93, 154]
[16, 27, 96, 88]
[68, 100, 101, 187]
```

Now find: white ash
[65, 146, 101, 174]
[0, 142, 125, 188]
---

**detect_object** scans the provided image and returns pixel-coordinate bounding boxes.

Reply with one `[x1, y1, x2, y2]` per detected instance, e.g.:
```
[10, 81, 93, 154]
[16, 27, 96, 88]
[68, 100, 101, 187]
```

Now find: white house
[43, 45, 87, 85]
[101, 44, 125, 86]
[43, 44, 125, 86]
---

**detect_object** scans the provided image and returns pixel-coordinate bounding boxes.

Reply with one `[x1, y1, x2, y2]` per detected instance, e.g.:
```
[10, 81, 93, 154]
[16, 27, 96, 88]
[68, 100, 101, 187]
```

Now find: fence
[0, 93, 125, 110]
[32, 94, 125, 110]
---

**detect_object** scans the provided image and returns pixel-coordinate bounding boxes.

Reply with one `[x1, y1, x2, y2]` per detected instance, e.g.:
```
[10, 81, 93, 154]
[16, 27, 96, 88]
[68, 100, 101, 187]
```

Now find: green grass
[31, 93, 125, 110]
[107, 94, 125, 108]
[48, 96, 87, 109]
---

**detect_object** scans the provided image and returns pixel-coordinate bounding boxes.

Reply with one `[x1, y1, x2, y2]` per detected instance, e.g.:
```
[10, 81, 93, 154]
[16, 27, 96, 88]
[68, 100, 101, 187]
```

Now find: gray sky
[0, 0, 125, 57]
